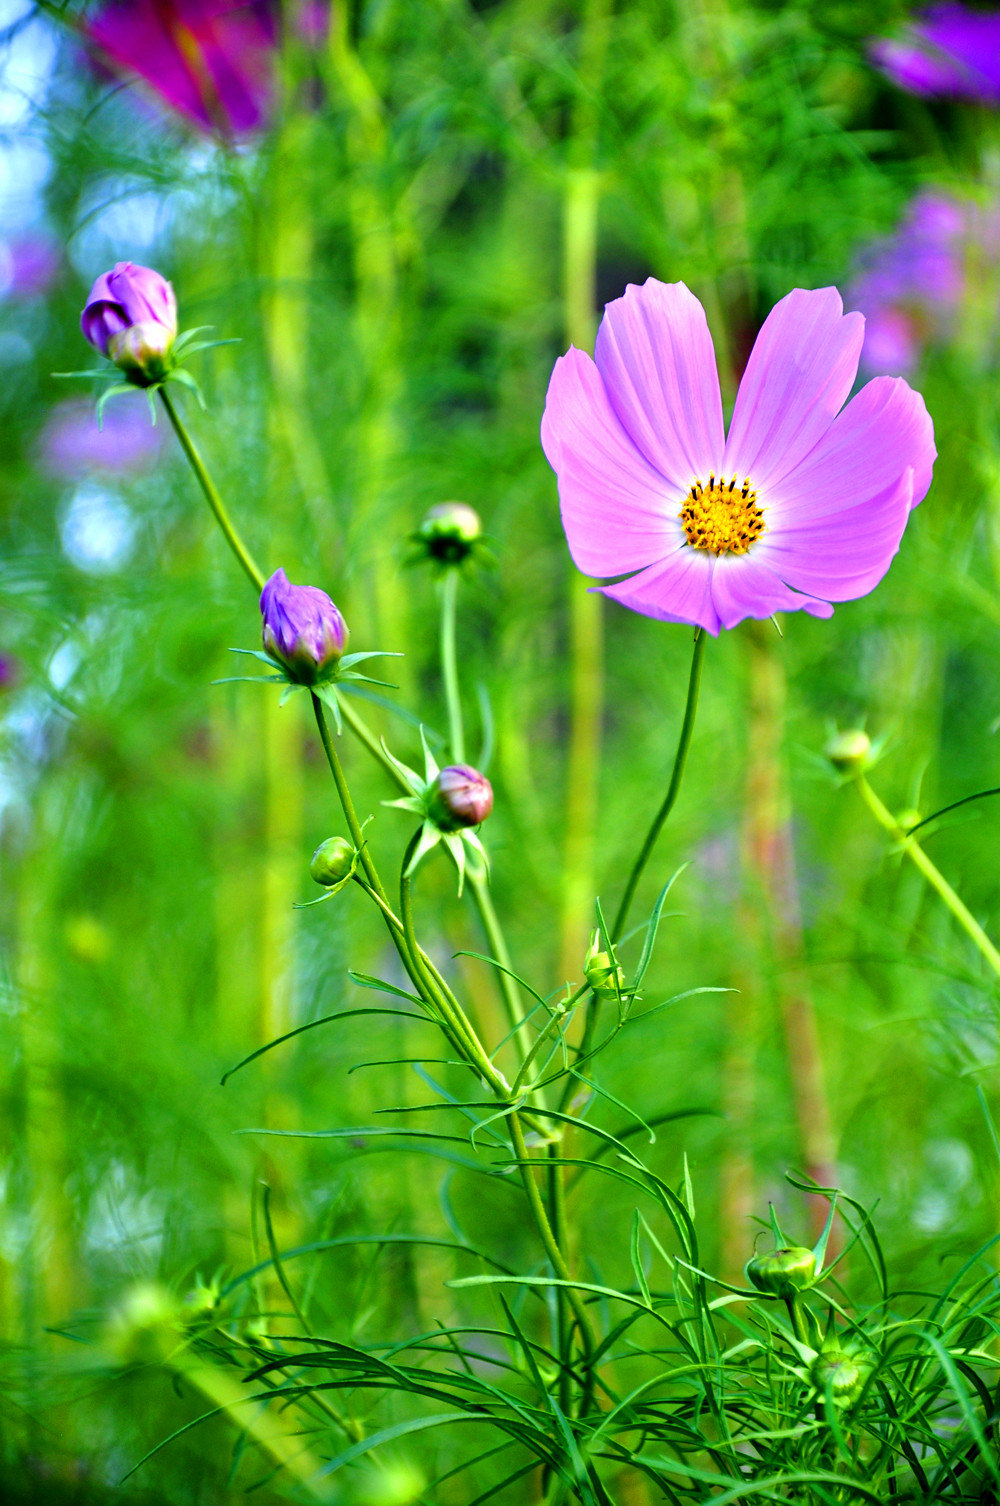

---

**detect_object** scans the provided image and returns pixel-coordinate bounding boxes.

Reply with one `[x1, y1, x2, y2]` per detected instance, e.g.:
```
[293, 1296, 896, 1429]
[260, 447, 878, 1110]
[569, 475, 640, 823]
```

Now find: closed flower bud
[104, 1282, 181, 1365]
[260, 568, 348, 684]
[81, 262, 178, 384]
[824, 729, 871, 774]
[810, 1341, 869, 1405]
[746, 1245, 817, 1298]
[584, 931, 624, 996]
[415, 501, 482, 564]
[428, 764, 493, 830]
[310, 836, 355, 887]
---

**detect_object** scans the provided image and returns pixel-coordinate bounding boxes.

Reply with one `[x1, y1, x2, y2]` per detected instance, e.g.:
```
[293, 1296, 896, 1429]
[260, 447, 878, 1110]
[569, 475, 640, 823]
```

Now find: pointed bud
[428, 764, 493, 830]
[310, 836, 355, 887]
[414, 501, 482, 565]
[81, 262, 178, 384]
[746, 1245, 817, 1298]
[260, 568, 348, 684]
[584, 931, 624, 997]
[824, 729, 871, 774]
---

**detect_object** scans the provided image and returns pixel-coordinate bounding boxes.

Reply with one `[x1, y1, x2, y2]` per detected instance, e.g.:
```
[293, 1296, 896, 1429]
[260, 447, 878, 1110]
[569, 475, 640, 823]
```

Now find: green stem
[786, 1295, 809, 1347]
[856, 774, 1000, 980]
[611, 627, 706, 944]
[159, 387, 265, 593]
[508, 1111, 595, 1366]
[468, 870, 534, 1063]
[439, 568, 464, 762]
[310, 695, 388, 906]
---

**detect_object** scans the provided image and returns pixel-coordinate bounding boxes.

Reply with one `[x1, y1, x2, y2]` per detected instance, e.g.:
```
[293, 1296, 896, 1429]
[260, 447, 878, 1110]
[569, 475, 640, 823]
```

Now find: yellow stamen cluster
[679, 474, 766, 555]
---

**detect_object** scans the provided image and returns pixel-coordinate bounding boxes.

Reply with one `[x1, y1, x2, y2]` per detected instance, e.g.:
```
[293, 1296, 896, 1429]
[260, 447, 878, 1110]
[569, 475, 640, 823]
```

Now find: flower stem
[159, 387, 265, 593]
[611, 627, 706, 944]
[439, 568, 464, 762]
[856, 774, 1000, 980]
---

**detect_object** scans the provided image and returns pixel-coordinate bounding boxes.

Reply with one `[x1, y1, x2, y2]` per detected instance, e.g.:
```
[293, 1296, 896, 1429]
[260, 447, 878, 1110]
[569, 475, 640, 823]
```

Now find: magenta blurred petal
[593, 279, 724, 489]
[870, 5, 1000, 105]
[40, 398, 163, 478]
[541, 347, 681, 577]
[543, 277, 935, 635]
[723, 288, 864, 491]
[87, 0, 277, 137]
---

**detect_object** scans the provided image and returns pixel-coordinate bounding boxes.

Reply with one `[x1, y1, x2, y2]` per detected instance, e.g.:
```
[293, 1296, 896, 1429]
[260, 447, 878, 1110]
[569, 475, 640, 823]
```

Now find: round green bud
[104, 1282, 181, 1365]
[746, 1245, 817, 1298]
[810, 1342, 869, 1405]
[416, 501, 482, 564]
[824, 729, 871, 774]
[310, 836, 355, 887]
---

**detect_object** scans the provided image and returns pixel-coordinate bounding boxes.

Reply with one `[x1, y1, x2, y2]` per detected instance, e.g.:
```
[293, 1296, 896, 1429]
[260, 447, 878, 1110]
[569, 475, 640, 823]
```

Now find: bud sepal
[381, 729, 492, 895]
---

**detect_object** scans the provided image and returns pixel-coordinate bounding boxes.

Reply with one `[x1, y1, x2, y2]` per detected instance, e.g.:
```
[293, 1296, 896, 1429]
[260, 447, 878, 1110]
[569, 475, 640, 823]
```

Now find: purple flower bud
[259, 568, 348, 683]
[428, 765, 493, 831]
[80, 262, 178, 380]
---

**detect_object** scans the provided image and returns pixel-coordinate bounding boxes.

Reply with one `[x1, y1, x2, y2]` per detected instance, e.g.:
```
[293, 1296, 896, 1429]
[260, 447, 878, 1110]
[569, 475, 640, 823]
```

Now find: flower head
[260, 568, 348, 684]
[383, 735, 492, 895]
[86, 0, 279, 138]
[542, 279, 935, 636]
[81, 262, 178, 385]
[870, 5, 1000, 106]
[746, 1245, 817, 1299]
[412, 502, 484, 568]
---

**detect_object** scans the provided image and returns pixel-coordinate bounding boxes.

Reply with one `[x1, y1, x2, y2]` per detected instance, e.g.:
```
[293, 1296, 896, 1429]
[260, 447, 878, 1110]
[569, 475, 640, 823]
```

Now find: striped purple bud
[428, 765, 493, 831]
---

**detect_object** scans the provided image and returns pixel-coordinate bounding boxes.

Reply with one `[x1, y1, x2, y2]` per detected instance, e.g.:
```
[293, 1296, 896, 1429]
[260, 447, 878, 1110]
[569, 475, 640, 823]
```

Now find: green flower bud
[310, 836, 355, 887]
[104, 1282, 181, 1365]
[584, 931, 624, 997]
[824, 729, 871, 774]
[746, 1245, 817, 1298]
[414, 501, 482, 565]
[810, 1340, 870, 1405]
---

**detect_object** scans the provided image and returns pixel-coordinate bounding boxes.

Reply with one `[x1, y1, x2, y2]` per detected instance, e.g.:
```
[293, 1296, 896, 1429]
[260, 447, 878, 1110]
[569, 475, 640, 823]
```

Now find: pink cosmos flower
[541, 281, 936, 636]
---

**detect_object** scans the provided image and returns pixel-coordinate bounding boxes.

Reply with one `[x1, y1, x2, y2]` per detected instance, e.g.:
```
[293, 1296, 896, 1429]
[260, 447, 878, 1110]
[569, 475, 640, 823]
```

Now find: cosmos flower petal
[541, 347, 677, 577]
[600, 546, 721, 635]
[766, 376, 936, 525]
[593, 279, 725, 487]
[709, 552, 833, 632]
[756, 471, 914, 601]
[723, 288, 864, 490]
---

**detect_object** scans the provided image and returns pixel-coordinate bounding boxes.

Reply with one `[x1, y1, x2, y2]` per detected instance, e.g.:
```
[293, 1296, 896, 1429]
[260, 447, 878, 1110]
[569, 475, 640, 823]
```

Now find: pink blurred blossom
[39, 398, 163, 479]
[870, 5, 1000, 106]
[0, 234, 60, 300]
[86, 0, 280, 138]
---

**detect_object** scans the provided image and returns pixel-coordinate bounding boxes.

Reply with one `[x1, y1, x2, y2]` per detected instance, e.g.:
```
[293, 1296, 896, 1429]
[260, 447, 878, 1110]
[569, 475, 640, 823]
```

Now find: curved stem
[159, 387, 265, 593]
[311, 695, 388, 906]
[856, 774, 1000, 980]
[611, 628, 706, 944]
[439, 568, 464, 762]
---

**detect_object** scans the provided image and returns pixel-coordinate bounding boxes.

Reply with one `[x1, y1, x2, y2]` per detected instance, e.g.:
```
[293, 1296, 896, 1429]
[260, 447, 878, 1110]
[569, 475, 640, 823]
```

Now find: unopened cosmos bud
[810, 1341, 869, 1405]
[310, 836, 355, 887]
[824, 728, 871, 774]
[428, 764, 493, 831]
[746, 1245, 817, 1298]
[260, 567, 348, 684]
[81, 261, 178, 385]
[416, 501, 482, 564]
[584, 932, 624, 996]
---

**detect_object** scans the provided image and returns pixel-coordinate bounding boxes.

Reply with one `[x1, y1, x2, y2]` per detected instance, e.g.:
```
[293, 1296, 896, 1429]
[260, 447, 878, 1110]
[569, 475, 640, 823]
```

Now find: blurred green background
[2, 0, 1000, 1498]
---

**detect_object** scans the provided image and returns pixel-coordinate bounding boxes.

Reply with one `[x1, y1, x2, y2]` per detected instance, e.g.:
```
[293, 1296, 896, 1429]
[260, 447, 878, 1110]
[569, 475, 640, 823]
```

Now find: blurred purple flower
[86, 0, 279, 138]
[39, 398, 162, 479]
[850, 189, 1000, 374]
[870, 5, 1000, 105]
[542, 280, 936, 636]
[260, 568, 348, 683]
[0, 234, 60, 300]
[0, 654, 21, 692]
[81, 261, 177, 362]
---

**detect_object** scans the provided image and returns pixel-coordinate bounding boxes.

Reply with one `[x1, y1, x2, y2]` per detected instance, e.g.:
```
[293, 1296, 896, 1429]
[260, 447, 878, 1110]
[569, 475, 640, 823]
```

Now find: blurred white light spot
[0, 331, 30, 364]
[60, 484, 137, 573]
[48, 639, 81, 692]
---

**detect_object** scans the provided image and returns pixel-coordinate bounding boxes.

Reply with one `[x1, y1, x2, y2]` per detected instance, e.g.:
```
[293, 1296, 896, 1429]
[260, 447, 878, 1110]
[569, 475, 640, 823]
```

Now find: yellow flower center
[679, 474, 766, 555]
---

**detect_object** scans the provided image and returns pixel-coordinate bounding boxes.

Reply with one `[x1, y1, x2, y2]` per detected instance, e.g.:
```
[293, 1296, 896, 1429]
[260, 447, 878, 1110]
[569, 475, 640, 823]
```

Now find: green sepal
[171, 326, 215, 352]
[230, 648, 284, 668]
[52, 367, 119, 381]
[312, 681, 343, 732]
[339, 650, 404, 669]
[379, 738, 426, 796]
[211, 675, 285, 686]
[404, 821, 445, 879]
[383, 795, 425, 816]
[166, 366, 206, 409]
[96, 383, 138, 427]
[278, 683, 305, 707]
